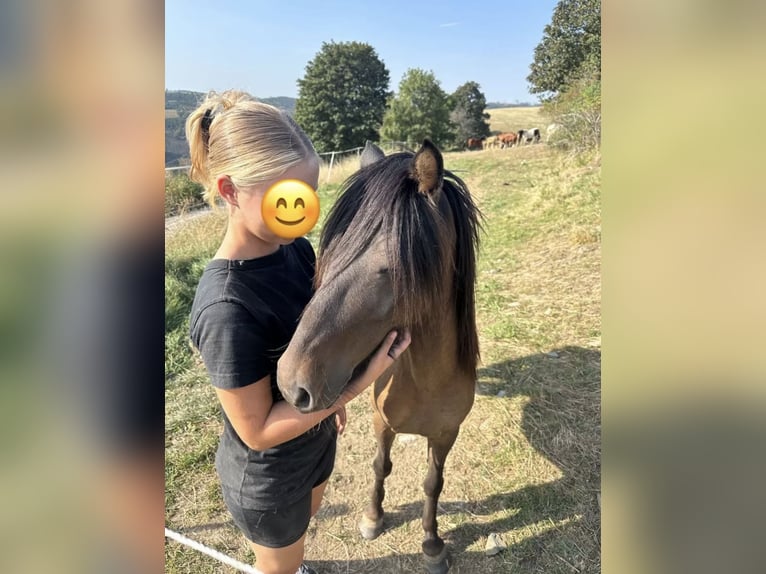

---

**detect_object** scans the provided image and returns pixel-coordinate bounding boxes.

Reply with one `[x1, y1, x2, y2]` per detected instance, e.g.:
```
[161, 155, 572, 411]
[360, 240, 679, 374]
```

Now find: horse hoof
[358, 515, 384, 540]
[423, 545, 450, 574]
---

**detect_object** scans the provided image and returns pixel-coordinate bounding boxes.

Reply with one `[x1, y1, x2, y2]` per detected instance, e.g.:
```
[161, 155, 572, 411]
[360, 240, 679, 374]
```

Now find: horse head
[277, 140, 459, 412]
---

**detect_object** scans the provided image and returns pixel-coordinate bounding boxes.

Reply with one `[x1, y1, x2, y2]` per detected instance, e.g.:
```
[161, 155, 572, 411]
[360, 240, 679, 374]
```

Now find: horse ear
[360, 140, 386, 168]
[411, 139, 443, 196]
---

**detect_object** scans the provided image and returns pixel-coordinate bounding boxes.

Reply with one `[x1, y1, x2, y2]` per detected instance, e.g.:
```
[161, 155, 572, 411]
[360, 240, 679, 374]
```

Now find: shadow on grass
[477, 345, 601, 486]
[312, 345, 601, 573]
[307, 516, 589, 574]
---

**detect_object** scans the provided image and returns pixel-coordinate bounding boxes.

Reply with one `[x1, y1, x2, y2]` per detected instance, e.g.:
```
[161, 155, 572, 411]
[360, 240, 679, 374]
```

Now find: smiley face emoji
[261, 179, 320, 239]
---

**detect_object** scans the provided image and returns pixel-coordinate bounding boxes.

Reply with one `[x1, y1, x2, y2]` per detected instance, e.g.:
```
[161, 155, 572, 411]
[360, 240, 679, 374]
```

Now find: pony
[483, 135, 500, 150]
[517, 128, 541, 145]
[497, 132, 518, 148]
[277, 140, 482, 574]
[466, 137, 484, 150]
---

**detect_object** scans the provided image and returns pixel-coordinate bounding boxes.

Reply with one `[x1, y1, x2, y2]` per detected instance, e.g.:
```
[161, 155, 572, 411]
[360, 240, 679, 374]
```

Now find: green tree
[542, 58, 601, 151]
[380, 69, 453, 148]
[449, 81, 491, 147]
[527, 0, 601, 96]
[295, 41, 390, 152]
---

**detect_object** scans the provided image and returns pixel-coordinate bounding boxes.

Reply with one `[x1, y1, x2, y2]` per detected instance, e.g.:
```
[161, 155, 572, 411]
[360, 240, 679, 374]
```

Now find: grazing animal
[517, 128, 541, 145]
[483, 135, 500, 150]
[466, 137, 484, 150]
[277, 140, 481, 574]
[497, 132, 518, 148]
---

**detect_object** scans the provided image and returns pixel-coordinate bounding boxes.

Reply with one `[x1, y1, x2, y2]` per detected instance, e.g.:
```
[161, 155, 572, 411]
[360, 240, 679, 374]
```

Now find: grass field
[165, 108, 600, 573]
[485, 106, 546, 133]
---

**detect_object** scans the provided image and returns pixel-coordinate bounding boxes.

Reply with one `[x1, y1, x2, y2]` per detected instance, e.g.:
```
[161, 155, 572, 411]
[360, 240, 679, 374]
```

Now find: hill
[486, 106, 546, 133]
[165, 90, 297, 166]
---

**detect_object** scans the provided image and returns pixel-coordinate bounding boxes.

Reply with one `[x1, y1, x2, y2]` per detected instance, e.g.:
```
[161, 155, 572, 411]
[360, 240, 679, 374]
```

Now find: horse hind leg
[421, 429, 459, 574]
[359, 412, 395, 540]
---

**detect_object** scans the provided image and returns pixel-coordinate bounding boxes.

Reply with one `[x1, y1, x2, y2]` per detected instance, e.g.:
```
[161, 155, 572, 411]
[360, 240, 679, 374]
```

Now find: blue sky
[166, 0, 559, 103]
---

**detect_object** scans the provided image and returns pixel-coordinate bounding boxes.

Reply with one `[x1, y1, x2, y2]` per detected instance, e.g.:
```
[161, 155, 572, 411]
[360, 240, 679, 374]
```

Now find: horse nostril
[294, 386, 312, 410]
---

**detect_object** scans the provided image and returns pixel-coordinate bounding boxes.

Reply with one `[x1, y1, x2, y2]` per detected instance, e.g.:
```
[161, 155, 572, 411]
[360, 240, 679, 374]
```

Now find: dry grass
[319, 153, 364, 187]
[485, 107, 546, 134]
[165, 139, 600, 573]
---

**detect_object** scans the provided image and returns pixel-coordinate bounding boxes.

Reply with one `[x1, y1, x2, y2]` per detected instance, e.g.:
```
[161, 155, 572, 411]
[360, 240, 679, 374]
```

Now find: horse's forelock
[316, 153, 482, 375]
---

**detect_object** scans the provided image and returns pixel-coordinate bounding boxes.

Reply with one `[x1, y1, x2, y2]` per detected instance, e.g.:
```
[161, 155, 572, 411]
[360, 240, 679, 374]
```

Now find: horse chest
[374, 373, 475, 435]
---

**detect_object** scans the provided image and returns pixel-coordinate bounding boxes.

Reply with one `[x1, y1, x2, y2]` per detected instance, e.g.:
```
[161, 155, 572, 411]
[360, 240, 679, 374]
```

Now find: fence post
[326, 151, 336, 184]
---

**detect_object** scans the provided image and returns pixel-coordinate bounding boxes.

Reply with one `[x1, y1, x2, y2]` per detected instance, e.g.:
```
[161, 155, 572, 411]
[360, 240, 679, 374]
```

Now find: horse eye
[276, 198, 287, 209]
[378, 267, 389, 275]
[294, 197, 305, 208]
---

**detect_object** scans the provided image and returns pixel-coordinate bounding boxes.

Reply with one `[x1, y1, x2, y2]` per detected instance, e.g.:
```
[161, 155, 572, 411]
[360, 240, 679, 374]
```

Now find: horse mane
[316, 152, 482, 377]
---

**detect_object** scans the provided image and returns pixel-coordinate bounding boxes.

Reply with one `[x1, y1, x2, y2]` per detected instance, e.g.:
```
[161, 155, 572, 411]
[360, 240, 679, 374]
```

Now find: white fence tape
[165, 528, 261, 574]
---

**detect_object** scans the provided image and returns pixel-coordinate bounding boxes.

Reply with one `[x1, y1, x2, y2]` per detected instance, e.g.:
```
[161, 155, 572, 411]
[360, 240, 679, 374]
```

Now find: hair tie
[201, 108, 213, 133]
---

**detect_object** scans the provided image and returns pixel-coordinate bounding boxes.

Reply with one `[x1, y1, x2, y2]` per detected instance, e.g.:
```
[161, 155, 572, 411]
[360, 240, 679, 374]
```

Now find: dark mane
[316, 152, 482, 376]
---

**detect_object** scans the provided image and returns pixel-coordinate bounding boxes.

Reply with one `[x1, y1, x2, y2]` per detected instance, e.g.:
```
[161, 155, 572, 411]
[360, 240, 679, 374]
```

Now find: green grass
[165, 172, 205, 216]
[165, 139, 600, 573]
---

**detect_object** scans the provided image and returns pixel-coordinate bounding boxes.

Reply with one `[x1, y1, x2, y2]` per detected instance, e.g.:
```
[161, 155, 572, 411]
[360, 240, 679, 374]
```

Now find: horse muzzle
[277, 357, 346, 413]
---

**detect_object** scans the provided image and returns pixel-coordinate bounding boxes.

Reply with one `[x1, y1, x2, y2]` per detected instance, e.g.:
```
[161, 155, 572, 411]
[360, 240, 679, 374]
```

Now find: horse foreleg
[359, 411, 395, 540]
[421, 430, 459, 573]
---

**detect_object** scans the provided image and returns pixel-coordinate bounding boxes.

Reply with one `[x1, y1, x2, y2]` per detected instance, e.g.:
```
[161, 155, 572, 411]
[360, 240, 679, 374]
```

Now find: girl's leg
[249, 533, 306, 574]
[310, 480, 328, 517]
[249, 482, 328, 574]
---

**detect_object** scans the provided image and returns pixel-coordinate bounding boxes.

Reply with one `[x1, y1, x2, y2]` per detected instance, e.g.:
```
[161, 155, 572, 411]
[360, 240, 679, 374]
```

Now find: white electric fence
[165, 141, 413, 180]
[165, 527, 261, 574]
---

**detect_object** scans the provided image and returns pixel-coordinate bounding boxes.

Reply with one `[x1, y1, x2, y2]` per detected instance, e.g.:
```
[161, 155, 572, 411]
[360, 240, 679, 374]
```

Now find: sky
[166, 0, 559, 104]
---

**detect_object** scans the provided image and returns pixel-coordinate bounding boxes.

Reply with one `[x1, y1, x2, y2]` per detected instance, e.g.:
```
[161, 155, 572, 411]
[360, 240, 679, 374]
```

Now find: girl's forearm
[253, 400, 336, 450]
[255, 378, 368, 449]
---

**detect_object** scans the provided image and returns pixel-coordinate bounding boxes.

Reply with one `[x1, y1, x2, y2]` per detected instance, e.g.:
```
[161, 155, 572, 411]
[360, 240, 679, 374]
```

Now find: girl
[185, 91, 411, 574]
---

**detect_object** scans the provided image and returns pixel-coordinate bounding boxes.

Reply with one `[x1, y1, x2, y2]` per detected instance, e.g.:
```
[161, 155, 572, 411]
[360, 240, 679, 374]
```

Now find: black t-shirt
[189, 238, 336, 509]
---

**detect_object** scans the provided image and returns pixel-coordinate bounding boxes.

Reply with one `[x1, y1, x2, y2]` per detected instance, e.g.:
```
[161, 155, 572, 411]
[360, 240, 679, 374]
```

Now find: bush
[543, 56, 601, 152]
[165, 172, 205, 216]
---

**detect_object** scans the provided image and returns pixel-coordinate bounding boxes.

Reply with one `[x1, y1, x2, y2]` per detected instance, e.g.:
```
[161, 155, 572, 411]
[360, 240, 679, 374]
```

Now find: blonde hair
[185, 90, 318, 207]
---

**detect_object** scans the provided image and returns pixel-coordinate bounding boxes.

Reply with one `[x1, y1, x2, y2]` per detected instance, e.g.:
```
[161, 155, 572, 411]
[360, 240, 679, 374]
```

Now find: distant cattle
[497, 132, 518, 148]
[466, 137, 484, 150]
[517, 128, 541, 145]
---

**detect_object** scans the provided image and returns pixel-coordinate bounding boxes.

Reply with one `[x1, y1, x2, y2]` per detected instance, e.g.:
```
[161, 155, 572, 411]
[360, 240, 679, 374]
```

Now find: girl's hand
[335, 405, 347, 435]
[338, 329, 412, 405]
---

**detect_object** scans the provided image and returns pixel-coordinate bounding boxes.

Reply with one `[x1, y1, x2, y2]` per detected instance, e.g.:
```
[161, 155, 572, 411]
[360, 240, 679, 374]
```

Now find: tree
[527, 0, 601, 97]
[295, 41, 390, 152]
[380, 69, 453, 148]
[449, 81, 491, 147]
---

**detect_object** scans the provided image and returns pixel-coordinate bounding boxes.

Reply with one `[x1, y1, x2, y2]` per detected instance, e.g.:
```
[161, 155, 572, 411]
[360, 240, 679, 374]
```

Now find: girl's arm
[215, 330, 411, 451]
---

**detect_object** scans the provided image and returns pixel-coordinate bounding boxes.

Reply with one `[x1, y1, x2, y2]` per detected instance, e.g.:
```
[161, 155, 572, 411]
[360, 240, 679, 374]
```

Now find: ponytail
[185, 106, 211, 196]
[184, 90, 318, 209]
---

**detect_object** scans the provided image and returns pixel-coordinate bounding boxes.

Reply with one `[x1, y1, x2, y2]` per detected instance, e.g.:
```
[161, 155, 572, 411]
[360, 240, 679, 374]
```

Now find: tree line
[528, 0, 601, 150]
[294, 41, 490, 153]
[295, 0, 599, 154]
